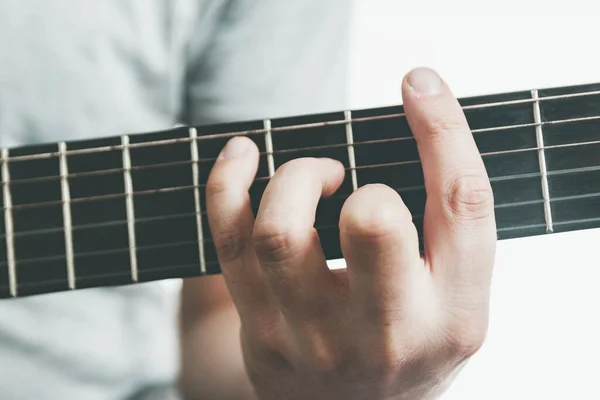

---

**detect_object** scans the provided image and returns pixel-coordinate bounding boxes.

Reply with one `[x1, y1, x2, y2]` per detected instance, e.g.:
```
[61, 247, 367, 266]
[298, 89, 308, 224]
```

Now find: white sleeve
[182, 0, 353, 125]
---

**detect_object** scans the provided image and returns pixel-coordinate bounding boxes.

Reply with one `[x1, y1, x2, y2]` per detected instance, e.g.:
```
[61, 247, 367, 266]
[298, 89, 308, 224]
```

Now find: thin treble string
[6, 112, 600, 188]
[3, 88, 600, 164]
[4, 161, 600, 243]
[5, 136, 600, 212]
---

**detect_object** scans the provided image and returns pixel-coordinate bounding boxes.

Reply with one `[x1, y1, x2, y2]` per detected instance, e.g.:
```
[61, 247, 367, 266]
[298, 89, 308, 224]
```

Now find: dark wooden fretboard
[2, 82, 600, 299]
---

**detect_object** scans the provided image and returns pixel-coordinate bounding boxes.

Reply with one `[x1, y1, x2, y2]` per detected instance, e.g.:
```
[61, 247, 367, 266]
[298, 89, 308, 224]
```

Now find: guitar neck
[2, 82, 600, 298]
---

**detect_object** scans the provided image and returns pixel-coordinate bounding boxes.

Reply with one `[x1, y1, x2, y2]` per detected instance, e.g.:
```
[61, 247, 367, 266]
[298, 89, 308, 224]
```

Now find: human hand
[205, 67, 496, 400]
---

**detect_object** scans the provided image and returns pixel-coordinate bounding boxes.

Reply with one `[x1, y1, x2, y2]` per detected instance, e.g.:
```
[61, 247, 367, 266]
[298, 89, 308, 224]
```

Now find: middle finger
[252, 157, 345, 322]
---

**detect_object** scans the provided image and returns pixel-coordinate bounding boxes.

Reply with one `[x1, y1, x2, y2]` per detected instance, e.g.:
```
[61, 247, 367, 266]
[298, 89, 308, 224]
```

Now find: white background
[344, 1, 600, 398]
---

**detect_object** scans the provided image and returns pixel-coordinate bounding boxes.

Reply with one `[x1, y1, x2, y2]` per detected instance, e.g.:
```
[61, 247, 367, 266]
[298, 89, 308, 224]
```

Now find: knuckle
[341, 184, 413, 243]
[243, 321, 287, 359]
[445, 175, 494, 222]
[361, 301, 406, 326]
[213, 225, 248, 264]
[367, 340, 412, 373]
[246, 316, 281, 349]
[301, 340, 341, 373]
[425, 116, 467, 138]
[299, 297, 338, 321]
[252, 221, 303, 263]
[276, 157, 316, 176]
[205, 177, 229, 198]
[443, 319, 488, 358]
[357, 325, 411, 373]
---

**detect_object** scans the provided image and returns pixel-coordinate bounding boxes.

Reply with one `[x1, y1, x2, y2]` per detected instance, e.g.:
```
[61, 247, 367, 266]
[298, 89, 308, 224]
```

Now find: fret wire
[1, 148, 17, 297]
[121, 135, 138, 282]
[59, 142, 76, 289]
[531, 90, 554, 233]
[344, 111, 358, 191]
[6, 133, 600, 213]
[6, 87, 600, 164]
[8, 111, 600, 190]
[264, 119, 275, 177]
[189, 128, 207, 274]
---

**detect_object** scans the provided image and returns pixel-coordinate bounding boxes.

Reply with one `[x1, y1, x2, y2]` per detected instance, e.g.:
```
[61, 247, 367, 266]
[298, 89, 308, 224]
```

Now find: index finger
[401, 68, 496, 292]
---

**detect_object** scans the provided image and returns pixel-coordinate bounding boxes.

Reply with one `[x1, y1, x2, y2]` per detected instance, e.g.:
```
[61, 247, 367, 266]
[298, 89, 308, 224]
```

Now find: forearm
[178, 276, 256, 400]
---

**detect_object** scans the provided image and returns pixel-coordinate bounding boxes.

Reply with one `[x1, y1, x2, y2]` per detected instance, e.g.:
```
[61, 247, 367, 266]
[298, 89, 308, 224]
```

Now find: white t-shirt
[0, 1, 350, 398]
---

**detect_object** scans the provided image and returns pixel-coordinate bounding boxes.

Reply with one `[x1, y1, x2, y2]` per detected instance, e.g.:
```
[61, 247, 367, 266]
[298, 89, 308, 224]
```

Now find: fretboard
[2, 82, 600, 299]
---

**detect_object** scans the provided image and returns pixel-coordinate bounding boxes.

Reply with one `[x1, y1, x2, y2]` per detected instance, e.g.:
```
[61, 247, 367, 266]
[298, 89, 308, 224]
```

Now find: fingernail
[220, 136, 248, 159]
[406, 67, 442, 96]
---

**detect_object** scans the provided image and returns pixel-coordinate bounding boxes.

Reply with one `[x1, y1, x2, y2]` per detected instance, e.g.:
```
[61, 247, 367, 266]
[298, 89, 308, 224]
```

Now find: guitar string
[4, 157, 592, 216]
[2, 174, 600, 266]
[0, 169, 548, 240]
[2, 87, 600, 163]
[4, 159, 600, 241]
[5, 112, 600, 188]
[3, 135, 600, 212]
[2, 212, 600, 273]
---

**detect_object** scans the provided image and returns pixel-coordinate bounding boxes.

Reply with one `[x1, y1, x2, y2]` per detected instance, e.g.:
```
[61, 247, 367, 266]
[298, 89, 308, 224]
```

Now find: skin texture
[178, 67, 497, 400]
